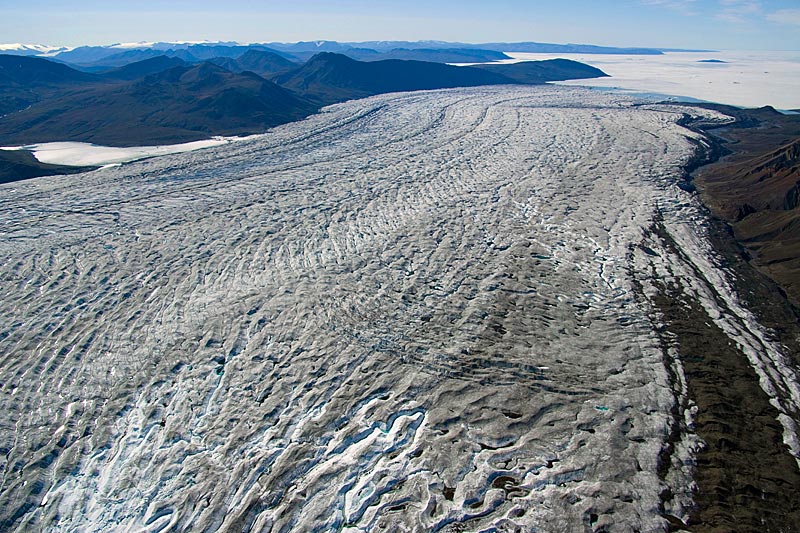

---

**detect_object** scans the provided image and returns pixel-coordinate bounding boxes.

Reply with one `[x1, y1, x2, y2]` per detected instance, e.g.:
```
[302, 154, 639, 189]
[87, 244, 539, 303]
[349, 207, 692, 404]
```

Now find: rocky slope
[692, 106, 800, 304]
[0, 62, 317, 147]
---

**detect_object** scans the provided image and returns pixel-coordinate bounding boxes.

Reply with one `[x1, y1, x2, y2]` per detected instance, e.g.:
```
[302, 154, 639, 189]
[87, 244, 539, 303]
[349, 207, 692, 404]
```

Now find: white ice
[0, 137, 250, 167]
[0, 43, 68, 54]
[479, 50, 800, 109]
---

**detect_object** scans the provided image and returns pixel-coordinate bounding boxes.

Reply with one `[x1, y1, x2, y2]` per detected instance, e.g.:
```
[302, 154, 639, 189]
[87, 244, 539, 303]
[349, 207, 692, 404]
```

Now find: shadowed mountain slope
[273, 52, 514, 104]
[100, 56, 189, 80]
[75, 48, 176, 69]
[0, 54, 105, 116]
[0, 150, 96, 183]
[475, 58, 608, 83]
[0, 54, 99, 86]
[0, 52, 607, 149]
[209, 49, 298, 77]
[274, 52, 607, 105]
[0, 62, 316, 146]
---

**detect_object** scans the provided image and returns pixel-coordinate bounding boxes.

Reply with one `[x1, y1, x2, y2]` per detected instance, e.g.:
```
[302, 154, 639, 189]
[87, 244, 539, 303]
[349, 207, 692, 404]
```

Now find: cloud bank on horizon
[646, 0, 800, 24]
[0, 0, 798, 51]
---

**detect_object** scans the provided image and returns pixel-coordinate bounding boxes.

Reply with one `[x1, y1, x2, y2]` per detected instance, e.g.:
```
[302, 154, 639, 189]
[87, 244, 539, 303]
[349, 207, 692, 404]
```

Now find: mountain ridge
[474, 58, 607, 83]
[209, 49, 298, 77]
[0, 60, 317, 147]
[0, 40, 676, 64]
[0, 50, 608, 182]
[273, 52, 516, 105]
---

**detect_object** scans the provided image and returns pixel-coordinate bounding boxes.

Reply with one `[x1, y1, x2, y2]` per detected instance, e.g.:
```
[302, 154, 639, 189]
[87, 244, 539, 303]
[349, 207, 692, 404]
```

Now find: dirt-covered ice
[0, 86, 796, 531]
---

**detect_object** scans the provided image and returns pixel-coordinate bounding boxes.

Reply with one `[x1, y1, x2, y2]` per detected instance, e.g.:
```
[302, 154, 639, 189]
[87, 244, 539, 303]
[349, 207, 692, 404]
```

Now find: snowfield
[456, 50, 800, 109]
[0, 86, 796, 531]
[0, 138, 244, 167]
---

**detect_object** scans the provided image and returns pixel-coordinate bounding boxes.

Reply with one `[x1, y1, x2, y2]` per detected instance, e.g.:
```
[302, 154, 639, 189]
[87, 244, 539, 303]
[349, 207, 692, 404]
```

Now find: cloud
[715, 0, 761, 23]
[639, 0, 698, 13]
[766, 8, 800, 26]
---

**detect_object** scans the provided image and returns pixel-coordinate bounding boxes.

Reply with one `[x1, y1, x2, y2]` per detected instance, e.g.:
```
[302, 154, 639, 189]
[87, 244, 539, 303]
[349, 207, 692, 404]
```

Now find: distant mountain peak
[108, 40, 240, 50]
[102, 55, 188, 80]
[0, 43, 63, 51]
[0, 43, 71, 56]
[308, 52, 357, 62]
[172, 61, 233, 88]
[109, 41, 157, 49]
[0, 54, 99, 85]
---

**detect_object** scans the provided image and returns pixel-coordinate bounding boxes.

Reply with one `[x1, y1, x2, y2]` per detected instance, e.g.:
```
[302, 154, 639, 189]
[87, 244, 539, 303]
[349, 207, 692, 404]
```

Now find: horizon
[3, 39, 799, 56]
[2, 0, 799, 52]
[0, 39, 724, 53]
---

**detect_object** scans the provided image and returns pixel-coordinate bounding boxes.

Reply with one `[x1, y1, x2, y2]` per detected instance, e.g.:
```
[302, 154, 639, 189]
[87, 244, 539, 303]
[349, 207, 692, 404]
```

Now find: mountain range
[0, 50, 606, 150]
[0, 39, 674, 67]
[0, 56, 317, 146]
[0, 43, 70, 56]
[0, 54, 99, 116]
[237, 40, 671, 57]
[273, 52, 513, 105]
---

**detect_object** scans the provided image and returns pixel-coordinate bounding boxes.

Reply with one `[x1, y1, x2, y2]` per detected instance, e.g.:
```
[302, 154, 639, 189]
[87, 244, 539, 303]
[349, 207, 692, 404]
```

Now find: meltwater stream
[0, 86, 797, 531]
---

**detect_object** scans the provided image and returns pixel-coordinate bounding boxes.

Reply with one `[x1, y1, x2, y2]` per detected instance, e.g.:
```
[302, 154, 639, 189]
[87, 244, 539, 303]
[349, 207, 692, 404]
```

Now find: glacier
[0, 86, 797, 532]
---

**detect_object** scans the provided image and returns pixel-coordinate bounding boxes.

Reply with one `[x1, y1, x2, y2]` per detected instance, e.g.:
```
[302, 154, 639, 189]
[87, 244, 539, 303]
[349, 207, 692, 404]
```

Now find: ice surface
[493, 51, 800, 109]
[0, 86, 794, 531]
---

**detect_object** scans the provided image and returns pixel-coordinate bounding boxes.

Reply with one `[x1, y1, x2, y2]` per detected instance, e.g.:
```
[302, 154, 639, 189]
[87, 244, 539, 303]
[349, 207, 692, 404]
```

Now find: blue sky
[1, 0, 799, 50]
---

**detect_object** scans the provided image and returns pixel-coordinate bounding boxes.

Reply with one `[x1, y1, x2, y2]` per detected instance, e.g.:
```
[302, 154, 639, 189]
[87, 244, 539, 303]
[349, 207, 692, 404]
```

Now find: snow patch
[0, 137, 254, 167]
[0, 43, 70, 54]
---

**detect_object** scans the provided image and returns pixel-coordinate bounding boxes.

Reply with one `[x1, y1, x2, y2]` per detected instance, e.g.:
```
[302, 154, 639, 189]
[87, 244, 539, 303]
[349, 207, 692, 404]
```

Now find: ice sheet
[491, 50, 800, 109]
